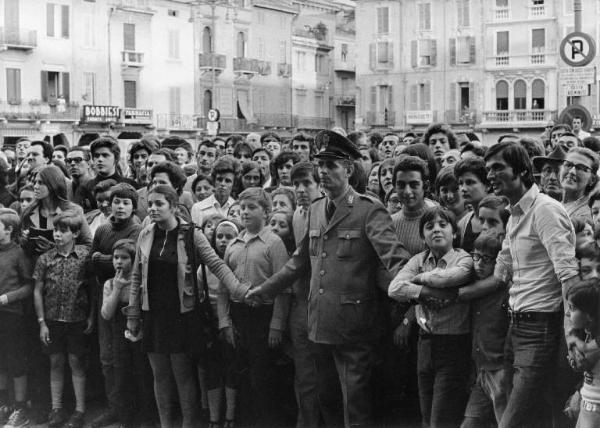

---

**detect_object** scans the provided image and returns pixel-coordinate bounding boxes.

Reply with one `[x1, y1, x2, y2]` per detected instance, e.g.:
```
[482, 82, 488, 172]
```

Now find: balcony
[486, 52, 556, 70]
[494, 8, 510, 20]
[531, 53, 545, 64]
[199, 53, 226, 75]
[257, 61, 271, 76]
[0, 101, 79, 121]
[481, 109, 556, 128]
[156, 114, 198, 130]
[366, 111, 395, 127]
[278, 63, 291, 78]
[122, 51, 144, 68]
[255, 113, 293, 128]
[334, 58, 355, 72]
[335, 94, 356, 107]
[233, 57, 259, 78]
[495, 55, 509, 66]
[112, 0, 154, 14]
[446, 109, 478, 125]
[0, 27, 36, 51]
[529, 4, 546, 18]
[197, 117, 254, 133]
[293, 116, 332, 129]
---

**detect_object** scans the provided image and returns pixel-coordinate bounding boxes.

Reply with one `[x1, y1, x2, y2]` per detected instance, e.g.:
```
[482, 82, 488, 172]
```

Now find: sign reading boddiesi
[560, 66, 596, 96]
[406, 110, 433, 125]
[82, 105, 120, 123]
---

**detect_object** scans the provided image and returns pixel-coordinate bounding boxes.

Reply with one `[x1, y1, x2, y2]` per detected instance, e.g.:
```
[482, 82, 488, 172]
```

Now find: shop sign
[82, 105, 121, 123]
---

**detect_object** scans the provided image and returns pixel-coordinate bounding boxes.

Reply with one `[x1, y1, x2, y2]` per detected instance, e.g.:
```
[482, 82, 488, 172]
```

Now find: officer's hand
[268, 328, 283, 348]
[245, 287, 265, 306]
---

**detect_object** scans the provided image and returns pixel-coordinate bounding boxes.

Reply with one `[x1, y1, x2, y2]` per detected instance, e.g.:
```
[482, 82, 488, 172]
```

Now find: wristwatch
[403, 318, 410, 326]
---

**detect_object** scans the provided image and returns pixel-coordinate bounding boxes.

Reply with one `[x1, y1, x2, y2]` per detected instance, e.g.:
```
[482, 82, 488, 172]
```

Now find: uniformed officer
[248, 130, 410, 427]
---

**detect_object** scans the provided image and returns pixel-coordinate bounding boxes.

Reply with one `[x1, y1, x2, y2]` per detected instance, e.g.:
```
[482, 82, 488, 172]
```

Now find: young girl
[202, 214, 225, 244]
[566, 283, 600, 428]
[101, 239, 156, 428]
[227, 202, 241, 225]
[572, 217, 596, 255]
[268, 210, 295, 255]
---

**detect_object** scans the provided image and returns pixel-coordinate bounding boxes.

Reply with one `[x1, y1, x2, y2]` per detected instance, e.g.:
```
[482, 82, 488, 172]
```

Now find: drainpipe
[574, 0, 582, 32]
[108, 7, 114, 105]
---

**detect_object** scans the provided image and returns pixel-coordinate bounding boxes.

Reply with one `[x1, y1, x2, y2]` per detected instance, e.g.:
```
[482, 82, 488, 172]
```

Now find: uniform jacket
[260, 186, 410, 345]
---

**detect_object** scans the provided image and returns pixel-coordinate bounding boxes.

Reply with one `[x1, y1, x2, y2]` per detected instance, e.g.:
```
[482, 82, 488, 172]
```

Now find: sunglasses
[66, 157, 84, 165]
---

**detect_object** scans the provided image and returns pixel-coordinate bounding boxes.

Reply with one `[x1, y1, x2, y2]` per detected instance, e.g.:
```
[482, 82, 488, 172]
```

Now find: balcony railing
[481, 109, 556, 127]
[122, 51, 144, 67]
[334, 58, 355, 72]
[494, 8, 510, 20]
[199, 53, 226, 71]
[293, 116, 332, 129]
[445, 109, 478, 125]
[495, 55, 509, 66]
[233, 57, 259, 74]
[529, 4, 546, 17]
[257, 61, 271, 76]
[255, 113, 293, 128]
[531, 53, 545, 64]
[277, 63, 291, 78]
[112, 0, 153, 13]
[366, 111, 395, 127]
[0, 101, 80, 121]
[156, 114, 198, 130]
[335, 94, 356, 107]
[0, 27, 36, 50]
[197, 117, 254, 132]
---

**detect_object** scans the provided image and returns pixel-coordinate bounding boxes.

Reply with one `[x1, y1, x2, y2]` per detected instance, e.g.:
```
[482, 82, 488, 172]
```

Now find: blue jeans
[500, 317, 561, 428]
[417, 333, 471, 428]
[462, 368, 508, 427]
[577, 399, 600, 428]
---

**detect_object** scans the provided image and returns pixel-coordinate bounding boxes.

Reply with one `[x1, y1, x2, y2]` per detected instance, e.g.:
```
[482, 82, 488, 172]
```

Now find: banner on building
[82, 105, 121, 123]
[122, 108, 153, 124]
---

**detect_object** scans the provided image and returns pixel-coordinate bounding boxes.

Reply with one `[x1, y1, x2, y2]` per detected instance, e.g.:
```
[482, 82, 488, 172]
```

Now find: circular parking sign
[560, 32, 596, 67]
[207, 109, 220, 122]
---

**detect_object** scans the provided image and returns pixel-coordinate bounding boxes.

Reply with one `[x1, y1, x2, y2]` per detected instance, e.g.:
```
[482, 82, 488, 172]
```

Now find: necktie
[326, 199, 336, 223]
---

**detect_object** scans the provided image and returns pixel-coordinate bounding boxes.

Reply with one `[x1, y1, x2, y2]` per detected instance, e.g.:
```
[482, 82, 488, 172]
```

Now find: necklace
[159, 229, 169, 257]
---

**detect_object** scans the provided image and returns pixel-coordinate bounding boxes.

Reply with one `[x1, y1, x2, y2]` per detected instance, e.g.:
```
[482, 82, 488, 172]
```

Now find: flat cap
[314, 130, 361, 161]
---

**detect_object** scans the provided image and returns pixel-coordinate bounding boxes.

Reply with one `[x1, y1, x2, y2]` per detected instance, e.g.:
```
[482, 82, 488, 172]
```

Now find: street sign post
[560, 32, 596, 67]
[560, 66, 596, 96]
[206, 108, 220, 137]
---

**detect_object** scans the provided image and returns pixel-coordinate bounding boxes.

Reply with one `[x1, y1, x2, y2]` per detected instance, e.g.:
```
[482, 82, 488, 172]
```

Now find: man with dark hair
[573, 116, 590, 140]
[556, 132, 581, 150]
[67, 147, 94, 210]
[249, 130, 410, 427]
[292, 133, 313, 162]
[27, 140, 53, 169]
[271, 151, 300, 187]
[183, 140, 216, 193]
[379, 133, 399, 160]
[129, 140, 155, 183]
[81, 138, 138, 211]
[549, 124, 572, 151]
[402, 132, 417, 145]
[423, 123, 458, 166]
[460, 142, 486, 159]
[518, 137, 544, 159]
[191, 157, 238, 226]
[482, 141, 578, 427]
[252, 147, 272, 187]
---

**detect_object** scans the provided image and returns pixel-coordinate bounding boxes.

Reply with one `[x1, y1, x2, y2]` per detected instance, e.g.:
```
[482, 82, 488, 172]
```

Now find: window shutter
[6, 69, 21, 104]
[469, 82, 476, 110]
[409, 84, 418, 110]
[430, 40, 437, 66]
[469, 36, 476, 63]
[449, 38, 456, 65]
[124, 80, 137, 108]
[123, 23, 135, 51]
[61, 5, 69, 38]
[497, 31, 508, 54]
[532, 28, 545, 50]
[41, 71, 49, 102]
[450, 82, 457, 111]
[62, 72, 70, 103]
[170, 87, 181, 115]
[369, 43, 376, 70]
[388, 85, 393, 112]
[370, 86, 377, 112]
[424, 82, 431, 110]
[387, 42, 393, 65]
[47, 3, 54, 37]
[411, 40, 417, 68]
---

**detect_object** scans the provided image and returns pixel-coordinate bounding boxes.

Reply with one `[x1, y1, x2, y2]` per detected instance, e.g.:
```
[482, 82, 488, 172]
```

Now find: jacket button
[319, 270, 325, 276]
[346, 234, 350, 239]
[322, 252, 327, 258]
[319, 288, 324, 294]
[356, 299, 361, 304]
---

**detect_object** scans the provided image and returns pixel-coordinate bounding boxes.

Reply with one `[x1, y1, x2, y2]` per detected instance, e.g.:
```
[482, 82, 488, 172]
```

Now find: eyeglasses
[563, 160, 592, 173]
[66, 157, 84, 165]
[470, 253, 495, 263]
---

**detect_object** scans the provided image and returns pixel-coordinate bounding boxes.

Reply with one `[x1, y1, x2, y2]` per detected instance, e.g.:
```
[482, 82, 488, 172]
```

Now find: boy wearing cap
[249, 130, 410, 427]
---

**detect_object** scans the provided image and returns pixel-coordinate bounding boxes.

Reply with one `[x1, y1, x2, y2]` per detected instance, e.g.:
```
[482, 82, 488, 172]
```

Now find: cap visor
[314, 151, 348, 160]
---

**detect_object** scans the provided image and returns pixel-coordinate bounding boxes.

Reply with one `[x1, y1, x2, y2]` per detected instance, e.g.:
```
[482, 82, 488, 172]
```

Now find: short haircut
[109, 183, 139, 209]
[347, 131, 366, 147]
[225, 134, 244, 147]
[550, 124, 572, 136]
[473, 233, 503, 257]
[31, 140, 53, 160]
[54, 209, 84, 233]
[477, 195, 511, 227]
[161, 135, 189, 151]
[566, 280, 600, 320]
[68, 146, 91, 161]
[271, 186, 297, 211]
[419, 207, 457, 239]
[368, 132, 383, 148]
[90, 136, 121, 159]
[261, 132, 281, 143]
[150, 161, 187, 194]
[112, 238, 136, 260]
[435, 165, 459, 193]
[241, 161, 265, 186]
[290, 161, 319, 184]
[272, 151, 300, 170]
[401, 143, 438, 180]
[392, 155, 430, 188]
[576, 244, 600, 261]
[19, 184, 34, 194]
[460, 142, 486, 157]
[252, 147, 272, 159]
[93, 179, 118, 196]
[0, 208, 20, 240]
[199, 140, 216, 150]
[519, 137, 545, 158]
[191, 173, 214, 192]
[233, 142, 253, 158]
[54, 145, 68, 157]
[211, 156, 240, 182]
[139, 134, 161, 151]
[423, 123, 458, 149]
[152, 148, 176, 162]
[148, 184, 179, 207]
[454, 156, 489, 185]
[497, 134, 519, 143]
[238, 187, 272, 214]
[484, 142, 534, 188]
[583, 136, 600, 153]
[129, 139, 154, 157]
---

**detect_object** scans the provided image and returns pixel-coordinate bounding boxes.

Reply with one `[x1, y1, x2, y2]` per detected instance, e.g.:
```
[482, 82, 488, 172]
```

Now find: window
[41, 71, 70, 104]
[83, 14, 95, 47]
[457, 0, 470, 27]
[203, 90, 212, 114]
[496, 0, 508, 7]
[418, 83, 431, 110]
[236, 32, 246, 58]
[202, 27, 212, 54]
[370, 41, 393, 68]
[532, 79, 545, 108]
[46, 3, 69, 38]
[123, 23, 135, 51]
[418, 3, 431, 31]
[124, 80, 136, 108]
[169, 87, 181, 115]
[496, 31, 509, 55]
[377, 7, 389, 34]
[296, 51, 306, 71]
[532, 28, 545, 52]
[168, 30, 180, 59]
[341, 43, 348, 61]
[168, 9, 178, 17]
[496, 80, 508, 110]
[315, 94, 323, 117]
[457, 36, 470, 63]
[296, 92, 306, 116]
[84, 72, 95, 104]
[258, 37, 264, 58]
[514, 80, 526, 109]
[6, 68, 21, 105]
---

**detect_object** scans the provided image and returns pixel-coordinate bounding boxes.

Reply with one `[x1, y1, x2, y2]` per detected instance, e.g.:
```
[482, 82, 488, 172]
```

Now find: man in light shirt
[191, 157, 238, 226]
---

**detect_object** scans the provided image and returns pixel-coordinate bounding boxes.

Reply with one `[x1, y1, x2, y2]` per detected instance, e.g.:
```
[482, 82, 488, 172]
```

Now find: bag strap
[186, 223, 210, 306]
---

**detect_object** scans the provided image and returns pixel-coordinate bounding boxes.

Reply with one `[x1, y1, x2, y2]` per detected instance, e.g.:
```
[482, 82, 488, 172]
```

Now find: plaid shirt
[34, 245, 90, 322]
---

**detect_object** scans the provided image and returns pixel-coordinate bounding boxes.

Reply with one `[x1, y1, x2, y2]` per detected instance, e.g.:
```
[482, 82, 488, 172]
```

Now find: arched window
[496, 81, 508, 110]
[203, 90, 212, 114]
[532, 79, 545, 109]
[202, 26, 212, 54]
[514, 79, 526, 110]
[236, 32, 246, 58]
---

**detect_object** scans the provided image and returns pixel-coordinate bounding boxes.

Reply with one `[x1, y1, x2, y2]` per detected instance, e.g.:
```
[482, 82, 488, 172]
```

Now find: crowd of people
[0, 120, 598, 428]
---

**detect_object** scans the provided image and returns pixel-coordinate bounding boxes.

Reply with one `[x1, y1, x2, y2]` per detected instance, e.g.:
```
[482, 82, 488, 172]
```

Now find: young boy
[218, 187, 290, 427]
[33, 211, 93, 428]
[0, 209, 34, 428]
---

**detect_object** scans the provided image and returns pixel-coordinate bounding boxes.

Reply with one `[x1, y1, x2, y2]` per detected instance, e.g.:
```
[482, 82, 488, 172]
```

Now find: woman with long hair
[22, 165, 92, 257]
[126, 185, 250, 428]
